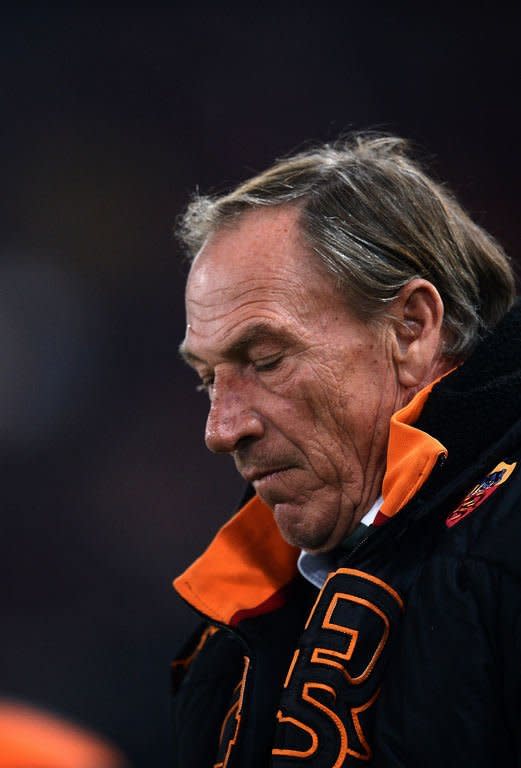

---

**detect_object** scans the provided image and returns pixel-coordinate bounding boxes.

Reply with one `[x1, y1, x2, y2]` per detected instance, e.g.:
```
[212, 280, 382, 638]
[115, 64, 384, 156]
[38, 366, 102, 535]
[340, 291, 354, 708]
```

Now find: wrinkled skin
[181, 205, 445, 552]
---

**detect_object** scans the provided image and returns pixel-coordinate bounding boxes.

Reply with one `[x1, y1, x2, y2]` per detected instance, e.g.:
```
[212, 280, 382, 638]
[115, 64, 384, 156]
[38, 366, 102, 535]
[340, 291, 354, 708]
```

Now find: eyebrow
[178, 321, 296, 366]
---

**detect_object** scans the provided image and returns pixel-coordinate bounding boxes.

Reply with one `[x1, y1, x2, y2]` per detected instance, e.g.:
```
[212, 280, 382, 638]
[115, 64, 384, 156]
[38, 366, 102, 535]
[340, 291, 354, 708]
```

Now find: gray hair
[177, 134, 516, 359]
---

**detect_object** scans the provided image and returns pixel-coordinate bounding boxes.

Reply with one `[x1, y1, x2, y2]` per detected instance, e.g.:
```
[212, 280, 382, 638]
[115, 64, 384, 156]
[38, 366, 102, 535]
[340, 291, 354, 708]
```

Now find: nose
[204, 370, 264, 453]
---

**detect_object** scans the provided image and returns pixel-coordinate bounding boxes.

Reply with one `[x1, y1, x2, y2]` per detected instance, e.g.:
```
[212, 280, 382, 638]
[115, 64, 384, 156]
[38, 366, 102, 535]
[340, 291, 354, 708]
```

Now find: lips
[242, 466, 294, 485]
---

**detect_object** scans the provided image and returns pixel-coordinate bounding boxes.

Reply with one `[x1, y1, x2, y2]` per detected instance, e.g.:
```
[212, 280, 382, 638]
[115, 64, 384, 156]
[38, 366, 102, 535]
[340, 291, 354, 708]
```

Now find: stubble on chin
[270, 490, 348, 553]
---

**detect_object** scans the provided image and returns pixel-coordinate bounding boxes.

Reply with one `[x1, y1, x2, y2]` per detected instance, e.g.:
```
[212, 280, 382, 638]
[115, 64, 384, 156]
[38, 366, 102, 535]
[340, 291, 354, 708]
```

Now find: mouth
[242, 466, 295, 487]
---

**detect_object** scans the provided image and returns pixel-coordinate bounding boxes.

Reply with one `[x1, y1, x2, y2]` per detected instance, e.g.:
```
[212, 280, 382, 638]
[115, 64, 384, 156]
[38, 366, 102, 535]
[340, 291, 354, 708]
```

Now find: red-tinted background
[2, 5, 520, 766]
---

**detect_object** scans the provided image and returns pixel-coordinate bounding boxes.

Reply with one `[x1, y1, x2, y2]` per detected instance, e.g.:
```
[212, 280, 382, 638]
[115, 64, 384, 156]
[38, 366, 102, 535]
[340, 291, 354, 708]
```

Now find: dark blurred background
[1, 5, 519, 766]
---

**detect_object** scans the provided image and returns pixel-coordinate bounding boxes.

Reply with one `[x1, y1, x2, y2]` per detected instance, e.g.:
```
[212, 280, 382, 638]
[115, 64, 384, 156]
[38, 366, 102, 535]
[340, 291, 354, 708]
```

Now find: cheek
[277, 374, 356, 479]
[301, 364, 392, 466]
[269, 351, 394, 473]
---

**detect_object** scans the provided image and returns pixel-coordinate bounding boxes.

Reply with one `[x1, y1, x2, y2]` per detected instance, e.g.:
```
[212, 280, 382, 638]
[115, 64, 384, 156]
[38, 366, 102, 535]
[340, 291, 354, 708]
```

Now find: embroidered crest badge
[446, 460, 517, 528]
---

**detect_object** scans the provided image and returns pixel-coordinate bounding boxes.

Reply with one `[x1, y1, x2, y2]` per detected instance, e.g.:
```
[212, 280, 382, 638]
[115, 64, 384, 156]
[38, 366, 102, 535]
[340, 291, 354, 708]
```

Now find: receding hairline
[188, 199, 307, 265]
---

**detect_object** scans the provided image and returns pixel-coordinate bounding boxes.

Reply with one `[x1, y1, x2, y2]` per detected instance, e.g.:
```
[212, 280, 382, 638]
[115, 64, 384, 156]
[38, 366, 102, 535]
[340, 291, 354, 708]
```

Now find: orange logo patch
[446, 461, 517, 528]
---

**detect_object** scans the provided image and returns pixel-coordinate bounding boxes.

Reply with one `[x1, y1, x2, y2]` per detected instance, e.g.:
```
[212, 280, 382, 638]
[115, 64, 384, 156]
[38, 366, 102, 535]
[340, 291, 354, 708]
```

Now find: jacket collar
[174, 494, 298, 627]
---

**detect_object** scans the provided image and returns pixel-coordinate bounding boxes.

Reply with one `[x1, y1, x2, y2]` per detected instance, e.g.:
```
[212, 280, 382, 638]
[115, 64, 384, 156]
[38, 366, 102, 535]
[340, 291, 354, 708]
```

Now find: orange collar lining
[380, 377, 448, 520]
[174, 495, 299, 625]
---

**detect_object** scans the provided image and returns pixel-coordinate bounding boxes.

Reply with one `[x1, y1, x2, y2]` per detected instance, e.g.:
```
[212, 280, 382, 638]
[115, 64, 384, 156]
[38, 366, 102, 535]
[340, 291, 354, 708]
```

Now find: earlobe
[391, 279, 446, 390]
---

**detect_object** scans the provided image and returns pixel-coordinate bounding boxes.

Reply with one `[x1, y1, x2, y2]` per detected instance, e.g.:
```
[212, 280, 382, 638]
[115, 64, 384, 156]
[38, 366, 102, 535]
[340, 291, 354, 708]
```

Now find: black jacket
[172, 300, 521, 767]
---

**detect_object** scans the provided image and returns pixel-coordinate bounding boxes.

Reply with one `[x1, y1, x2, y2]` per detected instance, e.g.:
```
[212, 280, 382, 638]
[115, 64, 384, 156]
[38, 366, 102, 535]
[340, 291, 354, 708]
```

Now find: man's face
[182, 205, 406, 552]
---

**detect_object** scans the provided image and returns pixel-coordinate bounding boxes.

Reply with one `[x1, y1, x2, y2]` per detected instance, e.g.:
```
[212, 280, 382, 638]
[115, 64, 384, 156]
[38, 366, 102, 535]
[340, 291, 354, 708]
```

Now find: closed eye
[253, 356, 282, 372]
[195, 355, 283, 394]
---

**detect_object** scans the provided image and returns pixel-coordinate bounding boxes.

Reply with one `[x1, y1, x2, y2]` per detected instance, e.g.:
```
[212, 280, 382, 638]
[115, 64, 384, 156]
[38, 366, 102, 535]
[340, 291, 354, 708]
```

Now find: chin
[272, 499, 340, 553]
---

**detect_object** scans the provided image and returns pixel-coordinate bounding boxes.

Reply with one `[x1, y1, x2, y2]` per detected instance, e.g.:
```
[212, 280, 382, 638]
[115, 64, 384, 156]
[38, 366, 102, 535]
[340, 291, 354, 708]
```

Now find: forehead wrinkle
[186, 296, 295, 327]
[186, 282, 306, 330]
[187, 273, 301, 308]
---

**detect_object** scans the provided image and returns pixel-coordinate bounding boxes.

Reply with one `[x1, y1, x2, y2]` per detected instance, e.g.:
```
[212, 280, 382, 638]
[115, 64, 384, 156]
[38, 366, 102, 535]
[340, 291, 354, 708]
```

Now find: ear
[390, 279, 447, 390]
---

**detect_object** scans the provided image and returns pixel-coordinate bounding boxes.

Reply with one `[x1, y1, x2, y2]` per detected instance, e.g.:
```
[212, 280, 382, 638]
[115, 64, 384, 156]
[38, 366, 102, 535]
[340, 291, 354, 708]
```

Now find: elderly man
[171, 135, 520, 767]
